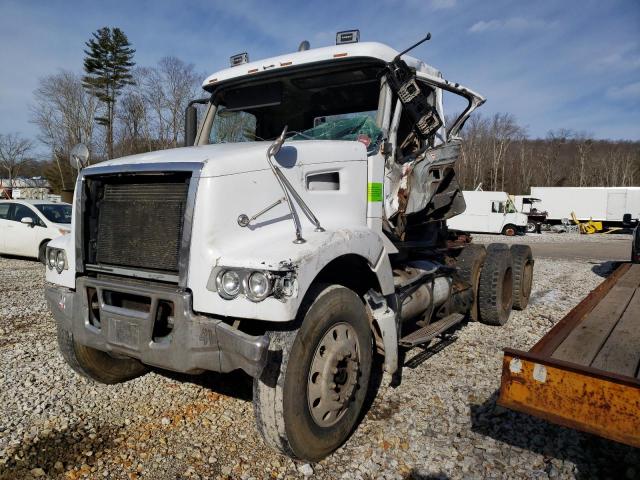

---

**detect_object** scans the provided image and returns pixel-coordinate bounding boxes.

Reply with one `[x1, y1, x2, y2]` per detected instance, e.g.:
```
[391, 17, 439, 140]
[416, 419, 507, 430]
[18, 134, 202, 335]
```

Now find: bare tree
[128, 57, 201, 151]
[0, 133, 34, 186]
[31, 71, 99, 189]
[488, 113, 523, 191]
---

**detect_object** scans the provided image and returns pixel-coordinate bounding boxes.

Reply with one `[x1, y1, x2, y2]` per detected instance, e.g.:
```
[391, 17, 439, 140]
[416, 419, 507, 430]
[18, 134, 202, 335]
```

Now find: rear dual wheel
[510, 244, 534, 310]
[253, 285, 372, 461]
[456, 244, 487, 322]
[478, 244, 513, 326]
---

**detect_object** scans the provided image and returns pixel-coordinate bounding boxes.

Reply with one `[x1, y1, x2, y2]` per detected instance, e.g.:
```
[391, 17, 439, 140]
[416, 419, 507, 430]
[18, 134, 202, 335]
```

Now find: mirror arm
[264, 127, 324, 244]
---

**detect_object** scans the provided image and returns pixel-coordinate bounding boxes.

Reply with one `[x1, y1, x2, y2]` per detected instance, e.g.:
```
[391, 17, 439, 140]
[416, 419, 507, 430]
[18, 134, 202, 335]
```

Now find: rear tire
[57, 327, 147, 384]
[455, 244, 486, 322]
[478, 245, 513, 326]
[502, 224, 517, 236]
[253, 284, 373, 461]
[510, 244, 534, 310]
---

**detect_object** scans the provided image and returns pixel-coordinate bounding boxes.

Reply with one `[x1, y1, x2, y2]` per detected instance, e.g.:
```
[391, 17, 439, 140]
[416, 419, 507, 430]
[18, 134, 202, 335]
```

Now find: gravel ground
[1, 254, 638, 480]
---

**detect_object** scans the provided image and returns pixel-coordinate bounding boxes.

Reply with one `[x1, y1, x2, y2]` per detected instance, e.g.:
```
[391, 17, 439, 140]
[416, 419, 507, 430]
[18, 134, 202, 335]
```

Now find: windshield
[291, 112, 382, 155]
[35, 204, 72, 224]
[205, 63, 382, 150]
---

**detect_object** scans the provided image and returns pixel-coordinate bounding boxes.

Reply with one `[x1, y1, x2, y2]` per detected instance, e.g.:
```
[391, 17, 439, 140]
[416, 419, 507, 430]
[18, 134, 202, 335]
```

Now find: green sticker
[368, 182, 383, 202]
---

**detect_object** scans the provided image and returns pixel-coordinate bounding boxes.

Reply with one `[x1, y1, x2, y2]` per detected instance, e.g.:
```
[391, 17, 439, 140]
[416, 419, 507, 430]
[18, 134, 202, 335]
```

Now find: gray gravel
[1, 253, 638, 480]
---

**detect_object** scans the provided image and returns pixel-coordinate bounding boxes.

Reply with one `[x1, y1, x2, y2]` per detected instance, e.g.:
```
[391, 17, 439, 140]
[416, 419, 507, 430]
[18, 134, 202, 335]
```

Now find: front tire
[253, 285, 373, 461]
[57, 327, 147, 384]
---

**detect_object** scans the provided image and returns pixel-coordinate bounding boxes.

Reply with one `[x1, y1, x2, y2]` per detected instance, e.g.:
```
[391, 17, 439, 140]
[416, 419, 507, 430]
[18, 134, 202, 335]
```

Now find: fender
[190, 226, 395, 322]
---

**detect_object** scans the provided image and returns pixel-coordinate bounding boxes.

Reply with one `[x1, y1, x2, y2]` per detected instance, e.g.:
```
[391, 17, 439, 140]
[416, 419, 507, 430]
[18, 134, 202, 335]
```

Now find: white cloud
[606, 81, 640, 100]
[597, 43, 640, 71]
[469, 17, 556, 33]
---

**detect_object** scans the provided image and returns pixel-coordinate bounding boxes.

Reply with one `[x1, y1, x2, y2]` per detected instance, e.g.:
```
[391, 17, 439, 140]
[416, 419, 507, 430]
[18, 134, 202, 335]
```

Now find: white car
[0, 200, 72, 262]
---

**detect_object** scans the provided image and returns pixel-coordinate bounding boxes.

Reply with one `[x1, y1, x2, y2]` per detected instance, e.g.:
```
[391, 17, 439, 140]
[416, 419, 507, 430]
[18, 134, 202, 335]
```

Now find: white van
[0, 200, 72, 262]
[447, 191, 528, 235]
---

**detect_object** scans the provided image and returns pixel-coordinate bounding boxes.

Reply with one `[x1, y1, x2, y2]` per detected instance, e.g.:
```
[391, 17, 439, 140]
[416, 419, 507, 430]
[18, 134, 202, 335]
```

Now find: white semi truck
[44, 32, 534, 460]
[527, 187, 640, 227]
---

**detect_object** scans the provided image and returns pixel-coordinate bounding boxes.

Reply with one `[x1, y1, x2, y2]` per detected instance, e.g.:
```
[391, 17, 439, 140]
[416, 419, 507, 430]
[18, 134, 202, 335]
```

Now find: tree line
[455, 113, 639, 194]
[0, 27, 638, 194]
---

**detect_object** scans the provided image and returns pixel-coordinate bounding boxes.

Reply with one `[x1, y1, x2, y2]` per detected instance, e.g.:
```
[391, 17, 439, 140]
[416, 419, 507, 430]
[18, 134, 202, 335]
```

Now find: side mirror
[268, 125, 289, 157]
[70, 143, 90, 170]
[20, 217, 34, 226]
[185, 105, 197, 147]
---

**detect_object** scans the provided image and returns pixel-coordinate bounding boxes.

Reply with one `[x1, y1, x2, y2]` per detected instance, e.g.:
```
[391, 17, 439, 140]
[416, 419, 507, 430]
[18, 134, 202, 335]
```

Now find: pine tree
[83, 27, 135, 159]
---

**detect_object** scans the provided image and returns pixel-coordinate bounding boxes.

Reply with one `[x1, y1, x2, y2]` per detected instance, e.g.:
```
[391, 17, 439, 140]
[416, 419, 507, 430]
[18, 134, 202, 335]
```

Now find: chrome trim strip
[81, 161, 204, 177]
[179, 171, 200, 287]
[85, 264, 179, 283]
[74, 161, 204, 288]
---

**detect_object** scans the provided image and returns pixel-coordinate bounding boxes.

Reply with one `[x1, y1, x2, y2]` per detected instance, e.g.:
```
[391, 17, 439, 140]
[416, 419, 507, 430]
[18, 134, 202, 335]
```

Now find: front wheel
[57, 327, 147, 384]
[253, 285, 373, 461]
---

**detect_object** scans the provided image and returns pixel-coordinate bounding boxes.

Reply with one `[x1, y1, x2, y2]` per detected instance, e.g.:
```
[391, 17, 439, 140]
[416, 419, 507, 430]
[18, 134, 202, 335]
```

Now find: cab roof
[202, 41, 441, 88]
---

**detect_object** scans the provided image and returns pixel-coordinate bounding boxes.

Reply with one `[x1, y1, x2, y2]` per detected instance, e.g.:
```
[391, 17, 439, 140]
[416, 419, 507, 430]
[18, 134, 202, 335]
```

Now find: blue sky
[1, 0, 639, 146]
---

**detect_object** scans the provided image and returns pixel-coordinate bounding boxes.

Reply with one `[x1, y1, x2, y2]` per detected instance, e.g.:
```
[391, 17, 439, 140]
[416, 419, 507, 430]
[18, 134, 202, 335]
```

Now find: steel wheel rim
[307, 322, 360, 427]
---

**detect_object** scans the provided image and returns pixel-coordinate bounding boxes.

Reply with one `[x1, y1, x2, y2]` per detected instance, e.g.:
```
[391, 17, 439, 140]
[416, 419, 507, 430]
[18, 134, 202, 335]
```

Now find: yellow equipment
[571, 211, 603, 234]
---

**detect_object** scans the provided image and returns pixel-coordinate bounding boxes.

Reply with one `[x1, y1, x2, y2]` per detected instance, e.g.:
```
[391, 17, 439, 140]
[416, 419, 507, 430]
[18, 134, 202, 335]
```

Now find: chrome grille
[96, 182, 189, 272]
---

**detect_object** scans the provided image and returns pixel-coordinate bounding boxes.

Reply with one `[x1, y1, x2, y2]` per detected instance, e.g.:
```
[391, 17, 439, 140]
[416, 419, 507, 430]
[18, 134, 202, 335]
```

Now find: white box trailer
[529, 187, 640, 224]
[447, 191, 528, 235]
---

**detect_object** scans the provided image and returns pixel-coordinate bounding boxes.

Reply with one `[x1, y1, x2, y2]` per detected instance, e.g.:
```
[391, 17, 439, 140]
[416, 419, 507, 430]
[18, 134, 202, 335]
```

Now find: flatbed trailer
[498, 263, 640, 448]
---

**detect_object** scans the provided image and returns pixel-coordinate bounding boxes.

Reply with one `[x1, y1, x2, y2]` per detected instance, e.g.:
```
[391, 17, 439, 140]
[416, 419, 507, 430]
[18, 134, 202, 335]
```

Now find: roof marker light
[230, 52, 249, 67]
[336, 29, 360, 45]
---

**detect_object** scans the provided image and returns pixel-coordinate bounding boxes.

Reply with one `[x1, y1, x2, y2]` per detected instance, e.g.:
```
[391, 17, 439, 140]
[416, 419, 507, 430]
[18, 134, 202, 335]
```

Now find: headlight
[55, 250, 66, 273]
[217, 270, 241, 299]
[47, 248, 57, 269]
[246, 271, 271, 302]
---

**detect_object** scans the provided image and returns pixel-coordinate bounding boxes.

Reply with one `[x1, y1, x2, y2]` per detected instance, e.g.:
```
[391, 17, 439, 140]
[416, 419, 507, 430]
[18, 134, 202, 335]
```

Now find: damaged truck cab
[45, 33, 533, 461]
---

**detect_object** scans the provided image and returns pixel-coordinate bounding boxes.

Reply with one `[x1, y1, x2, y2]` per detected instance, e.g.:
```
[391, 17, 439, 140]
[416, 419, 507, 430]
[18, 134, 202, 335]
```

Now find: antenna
[394, 33, 431, 61]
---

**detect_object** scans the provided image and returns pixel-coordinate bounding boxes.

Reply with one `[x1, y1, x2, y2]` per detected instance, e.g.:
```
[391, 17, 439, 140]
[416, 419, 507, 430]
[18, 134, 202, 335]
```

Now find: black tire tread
[57, 326, 147, 384]
[252, 284, 372, 461]
[510, 244, 534, 310]
[455, 244, 487, 321]
[478, 247, 513, 326]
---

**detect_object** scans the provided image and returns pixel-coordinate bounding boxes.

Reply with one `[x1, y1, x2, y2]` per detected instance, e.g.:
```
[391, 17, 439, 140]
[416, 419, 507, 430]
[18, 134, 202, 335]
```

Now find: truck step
[399, 313, 464, 348]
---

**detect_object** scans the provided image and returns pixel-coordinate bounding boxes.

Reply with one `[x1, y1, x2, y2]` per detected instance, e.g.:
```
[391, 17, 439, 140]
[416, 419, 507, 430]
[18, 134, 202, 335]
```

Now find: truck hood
[87, 140, 367, 178]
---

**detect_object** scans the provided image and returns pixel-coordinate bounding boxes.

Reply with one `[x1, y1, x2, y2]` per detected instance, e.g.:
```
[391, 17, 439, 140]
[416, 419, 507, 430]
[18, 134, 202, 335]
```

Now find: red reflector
[248, 68, 258, 73]
[208, 78, 218, 84]
[333, 53, 348, 58]
[280, 61, 292, 66]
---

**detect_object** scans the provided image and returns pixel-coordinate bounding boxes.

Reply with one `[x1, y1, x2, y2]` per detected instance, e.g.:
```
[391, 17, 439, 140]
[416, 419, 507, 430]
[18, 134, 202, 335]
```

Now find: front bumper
[45, 277, 269, 377]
